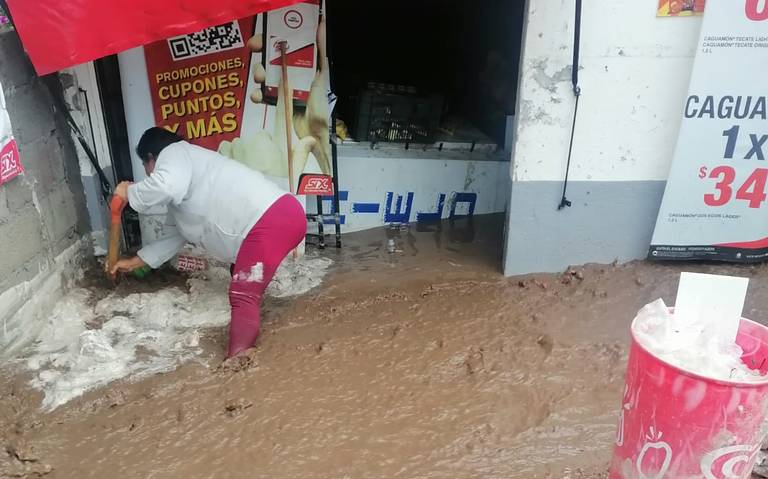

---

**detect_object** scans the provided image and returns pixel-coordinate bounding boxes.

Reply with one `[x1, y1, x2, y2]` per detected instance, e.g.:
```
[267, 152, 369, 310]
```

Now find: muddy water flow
[3, 215, 768, 478]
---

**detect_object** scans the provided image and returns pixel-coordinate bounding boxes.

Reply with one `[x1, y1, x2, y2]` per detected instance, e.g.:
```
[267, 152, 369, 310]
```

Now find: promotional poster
[657, 0, 706, 17]
[649, 0, 768, 261]
[143, 0, 331, 191]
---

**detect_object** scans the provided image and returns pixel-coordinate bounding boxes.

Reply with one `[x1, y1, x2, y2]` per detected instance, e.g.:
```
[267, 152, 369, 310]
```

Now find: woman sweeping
[111, 127, 309, 358]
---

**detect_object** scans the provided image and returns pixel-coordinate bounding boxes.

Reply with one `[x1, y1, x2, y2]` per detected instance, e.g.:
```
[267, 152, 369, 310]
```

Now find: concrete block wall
[0, 31, 89, 300]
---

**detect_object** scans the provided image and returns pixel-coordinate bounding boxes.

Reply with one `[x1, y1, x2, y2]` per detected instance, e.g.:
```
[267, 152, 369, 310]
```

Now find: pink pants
[227, 194, 306, 357]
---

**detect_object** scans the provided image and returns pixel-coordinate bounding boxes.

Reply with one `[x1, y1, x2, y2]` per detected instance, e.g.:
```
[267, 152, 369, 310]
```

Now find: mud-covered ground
[2, 214, 767, 478]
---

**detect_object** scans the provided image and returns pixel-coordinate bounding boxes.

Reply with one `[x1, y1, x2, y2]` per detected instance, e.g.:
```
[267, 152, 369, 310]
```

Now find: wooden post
[279, 41, 299, 260]
[279, 41, 294, 194]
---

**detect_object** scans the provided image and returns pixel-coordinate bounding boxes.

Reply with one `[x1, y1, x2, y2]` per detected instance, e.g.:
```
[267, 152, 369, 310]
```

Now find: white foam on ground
[22, 254, 332, 410]
[633, 299, 767, 383]
[267, 256, 333, 298]
[26, 279, 230, 410]
[1, 240, 87, 358]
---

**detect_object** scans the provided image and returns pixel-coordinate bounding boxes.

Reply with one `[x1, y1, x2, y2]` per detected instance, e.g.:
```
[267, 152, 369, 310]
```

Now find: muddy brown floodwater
[3, 214, 768, 478]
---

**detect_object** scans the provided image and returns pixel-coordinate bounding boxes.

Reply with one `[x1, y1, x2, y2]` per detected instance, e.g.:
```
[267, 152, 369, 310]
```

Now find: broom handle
[279, 42, 300, 260]
[280, 42, 299, 261]
[279, 42, 294, 194]
[107, 196, 126, 282]
[107, 223, 121, 282]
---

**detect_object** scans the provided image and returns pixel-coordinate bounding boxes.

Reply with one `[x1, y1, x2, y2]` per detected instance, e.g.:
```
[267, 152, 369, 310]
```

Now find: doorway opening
[324, 0, 526, 272]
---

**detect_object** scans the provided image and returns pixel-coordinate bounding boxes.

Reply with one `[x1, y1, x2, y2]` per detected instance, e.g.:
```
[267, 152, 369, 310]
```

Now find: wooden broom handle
[279, 41, 295, 194]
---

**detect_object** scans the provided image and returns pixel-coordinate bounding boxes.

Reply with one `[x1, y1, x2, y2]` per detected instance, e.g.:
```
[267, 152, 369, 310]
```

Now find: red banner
[4, 0, 303, 75]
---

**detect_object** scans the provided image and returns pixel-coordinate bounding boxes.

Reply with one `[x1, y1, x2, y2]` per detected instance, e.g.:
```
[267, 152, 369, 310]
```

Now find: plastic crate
[356, 84, 443, 144]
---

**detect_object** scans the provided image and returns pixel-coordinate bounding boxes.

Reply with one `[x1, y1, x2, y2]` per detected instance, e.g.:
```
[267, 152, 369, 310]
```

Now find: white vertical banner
[649, 0, 768, 262]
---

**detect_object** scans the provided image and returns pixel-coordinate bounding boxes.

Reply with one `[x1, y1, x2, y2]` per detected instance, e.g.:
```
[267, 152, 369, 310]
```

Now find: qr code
[167, 21, 245, 61]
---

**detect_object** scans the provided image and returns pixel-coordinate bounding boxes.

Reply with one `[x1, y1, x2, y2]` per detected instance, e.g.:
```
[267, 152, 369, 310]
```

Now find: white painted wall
[117, 48, 169, 244]
[118, 48, 155, 188]
[331, 147, 510, 233]
[513, 0, 702, 183]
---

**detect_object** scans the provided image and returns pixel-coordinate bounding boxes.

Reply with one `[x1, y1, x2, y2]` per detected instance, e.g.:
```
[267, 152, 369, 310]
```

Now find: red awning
[5, 0, 304, 75]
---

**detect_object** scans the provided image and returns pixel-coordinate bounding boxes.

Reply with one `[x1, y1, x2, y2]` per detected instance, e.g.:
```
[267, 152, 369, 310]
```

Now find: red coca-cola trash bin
[611, 314, 768, 479]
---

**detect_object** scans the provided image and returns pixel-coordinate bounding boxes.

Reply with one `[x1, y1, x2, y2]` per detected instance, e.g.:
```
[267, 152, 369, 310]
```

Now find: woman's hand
[109, 256, 146, 276]
[114, 181, 133, 202]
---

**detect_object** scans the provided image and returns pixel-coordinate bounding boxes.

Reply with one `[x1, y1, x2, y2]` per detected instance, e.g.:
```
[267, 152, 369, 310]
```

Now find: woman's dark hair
[136, 127, 184, 163]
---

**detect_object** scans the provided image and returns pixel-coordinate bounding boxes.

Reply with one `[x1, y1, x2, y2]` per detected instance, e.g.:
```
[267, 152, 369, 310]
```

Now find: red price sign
[0, 138, 23, 186]
[700, 125, 768, 208]
[700, 165, 768, 208]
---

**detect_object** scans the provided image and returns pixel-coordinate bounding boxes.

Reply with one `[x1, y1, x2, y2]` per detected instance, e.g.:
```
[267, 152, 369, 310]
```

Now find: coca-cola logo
[284, 10, 304, 29]
[636, 427, 672, 479]
[700, 444, 761, 479]
[746, 0, 768, 20]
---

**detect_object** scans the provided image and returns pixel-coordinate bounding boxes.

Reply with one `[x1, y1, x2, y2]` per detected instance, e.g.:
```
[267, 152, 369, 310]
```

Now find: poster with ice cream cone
[142, 0, 331, 192]
[657, 0, 705, 17]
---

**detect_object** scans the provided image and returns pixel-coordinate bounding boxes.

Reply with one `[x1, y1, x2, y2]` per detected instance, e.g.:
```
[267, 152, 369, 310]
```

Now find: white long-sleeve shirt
[127, 141, 288, 268]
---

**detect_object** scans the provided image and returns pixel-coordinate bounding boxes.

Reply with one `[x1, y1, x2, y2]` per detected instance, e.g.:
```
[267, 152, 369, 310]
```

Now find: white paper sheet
[674, 272, 749, 344]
